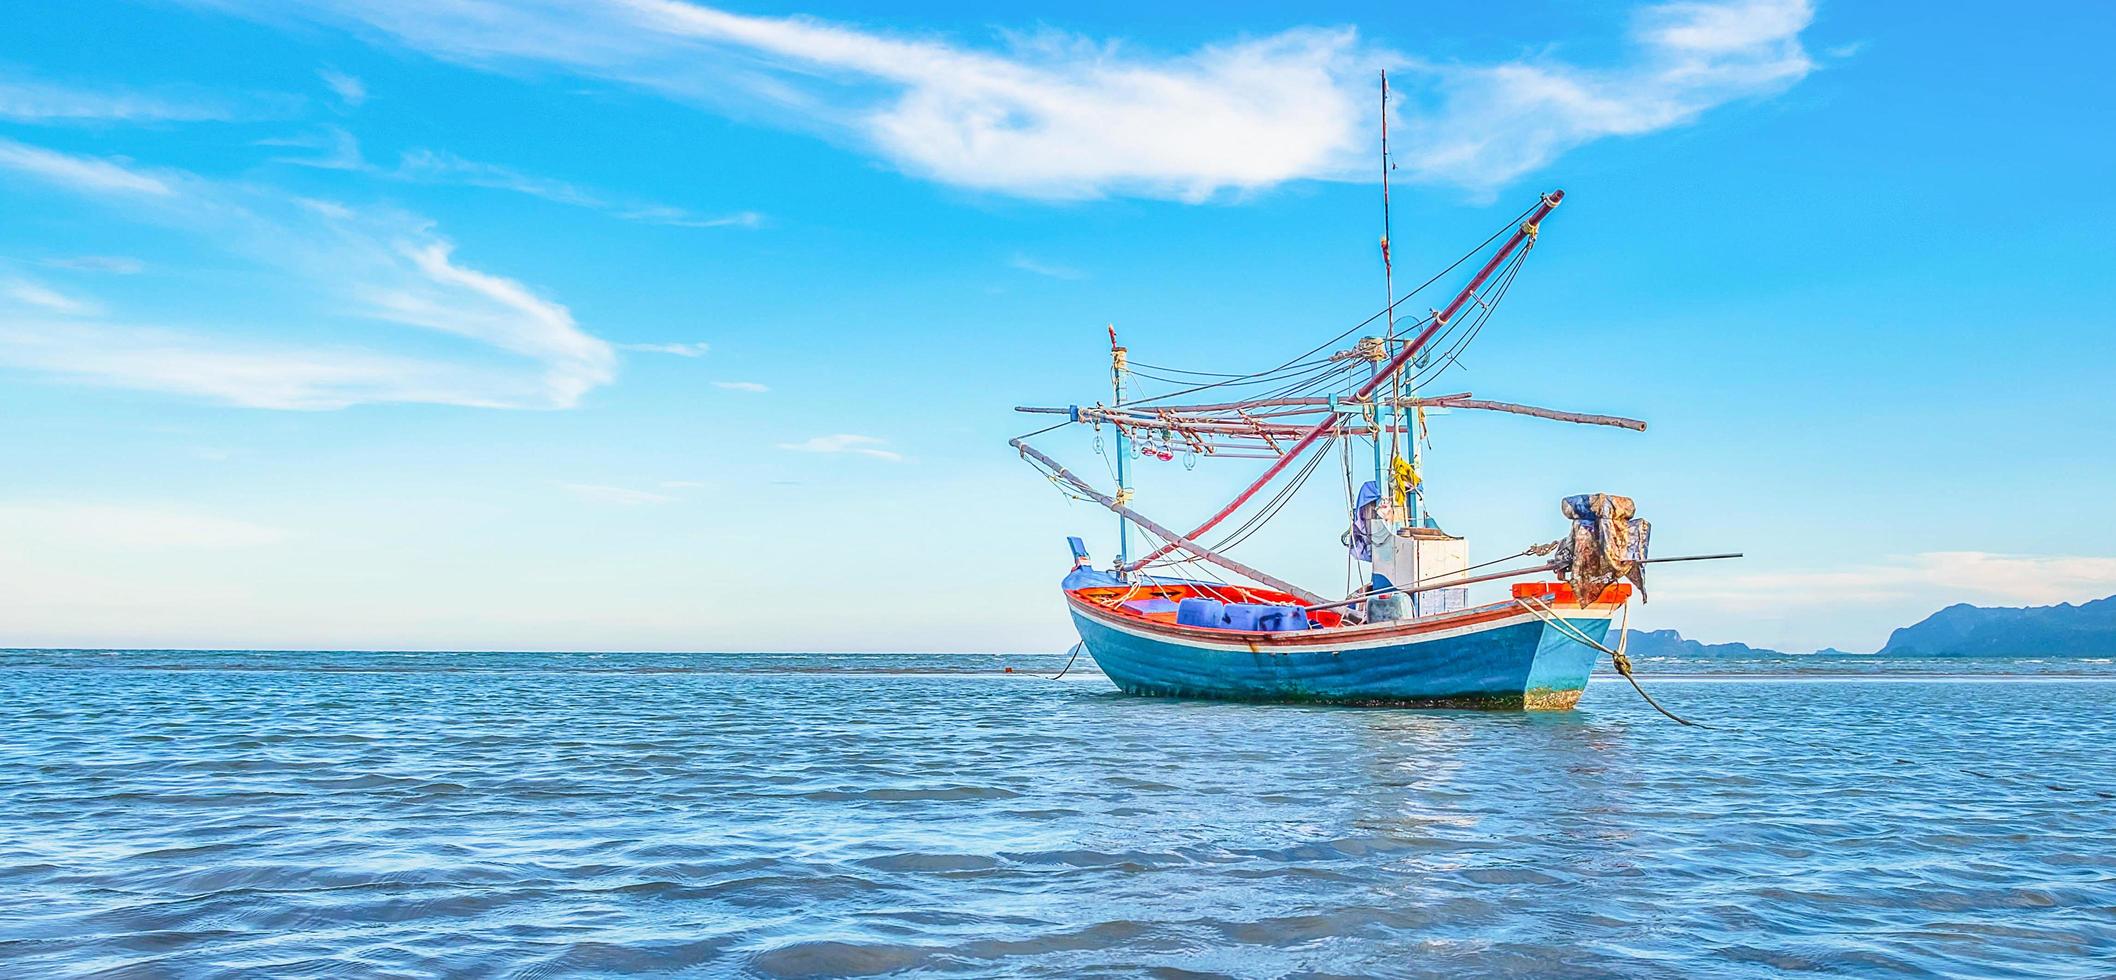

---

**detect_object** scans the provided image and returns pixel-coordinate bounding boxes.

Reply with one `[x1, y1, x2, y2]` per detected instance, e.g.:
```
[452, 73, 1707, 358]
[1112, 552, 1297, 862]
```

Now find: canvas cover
[1554, 493, 1650, 606]
[1344, 480, 1382, 561]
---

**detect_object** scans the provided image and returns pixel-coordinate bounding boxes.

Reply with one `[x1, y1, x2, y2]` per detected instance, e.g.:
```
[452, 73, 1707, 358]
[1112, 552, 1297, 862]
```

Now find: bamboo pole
[1010, 439, 1327, 605]
[1017, 395, 1643, 432]
[1442, 399, 1646, 432]
[1015, 395, 1470, 415]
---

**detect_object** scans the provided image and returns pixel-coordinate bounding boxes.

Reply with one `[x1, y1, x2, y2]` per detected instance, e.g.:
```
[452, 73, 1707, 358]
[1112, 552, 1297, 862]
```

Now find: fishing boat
[1008, 75, 1723, 711]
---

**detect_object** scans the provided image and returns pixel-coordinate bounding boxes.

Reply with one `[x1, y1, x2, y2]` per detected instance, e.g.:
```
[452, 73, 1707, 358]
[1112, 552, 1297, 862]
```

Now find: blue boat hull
[1068, 599, 1610, 709]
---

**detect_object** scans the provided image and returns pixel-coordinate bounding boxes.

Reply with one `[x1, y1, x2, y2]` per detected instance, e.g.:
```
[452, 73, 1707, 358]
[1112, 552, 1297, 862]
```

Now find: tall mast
[1379, 71, 1417, 529]
[1109, 324, 1131, 571]
[1374, 71, 1395, 535]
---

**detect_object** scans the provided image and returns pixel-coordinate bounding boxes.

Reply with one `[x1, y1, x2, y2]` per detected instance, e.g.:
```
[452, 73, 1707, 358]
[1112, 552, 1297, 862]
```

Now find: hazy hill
[1626, 594, 2116, 658]
[1877, 595, 2116, 657]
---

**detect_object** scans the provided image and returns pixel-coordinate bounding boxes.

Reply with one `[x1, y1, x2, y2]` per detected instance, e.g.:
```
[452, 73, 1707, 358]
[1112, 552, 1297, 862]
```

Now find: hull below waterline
[1067, 596, 1612, 709]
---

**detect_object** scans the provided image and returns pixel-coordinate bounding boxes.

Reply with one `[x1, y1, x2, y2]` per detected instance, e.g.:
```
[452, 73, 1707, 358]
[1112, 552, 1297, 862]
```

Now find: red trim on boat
[1065, 581, 1628, 648]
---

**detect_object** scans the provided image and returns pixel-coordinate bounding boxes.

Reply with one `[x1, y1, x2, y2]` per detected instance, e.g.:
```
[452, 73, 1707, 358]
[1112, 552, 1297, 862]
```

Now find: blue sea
[2, 650, 2112, 977]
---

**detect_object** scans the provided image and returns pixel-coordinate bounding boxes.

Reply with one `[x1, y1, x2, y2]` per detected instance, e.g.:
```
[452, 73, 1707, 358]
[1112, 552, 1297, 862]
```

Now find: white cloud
[712, 380, 768, 392]
[2, 278, 101, 316]
[318, 67, 367, 107]
[0, 138, 615, 410]
[206, 0, 1818, 199]
[1009, 253, 1084, 280]
[0, 502, 285, 549]
[620, 341, 712, 357]
[777, 433, 903, 461]
[1397, 0, 1817, 190]
[561, 482, 676, 505]
[0, 319, 533, 410]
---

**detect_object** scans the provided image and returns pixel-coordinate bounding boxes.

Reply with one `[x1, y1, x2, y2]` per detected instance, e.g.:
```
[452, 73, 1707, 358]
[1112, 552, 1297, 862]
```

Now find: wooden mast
[1109, 325, 1131, 569]
[1119, 189, 1565, 573]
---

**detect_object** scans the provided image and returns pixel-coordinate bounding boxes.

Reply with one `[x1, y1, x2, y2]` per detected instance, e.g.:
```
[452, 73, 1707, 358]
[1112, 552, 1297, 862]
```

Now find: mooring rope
[1516, 595, 1708, 728]
[1047, 642, 1086, 680]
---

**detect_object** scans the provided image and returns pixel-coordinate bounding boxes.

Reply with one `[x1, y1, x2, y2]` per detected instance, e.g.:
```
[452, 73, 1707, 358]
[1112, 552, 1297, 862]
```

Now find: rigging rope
[1516, 595, 1707, 728]
[1414, 250, 1527, 388]
[1047, 642, 1087, 680]
[1202, 433, 1337, 555]
[1123, 201, 1541, 408]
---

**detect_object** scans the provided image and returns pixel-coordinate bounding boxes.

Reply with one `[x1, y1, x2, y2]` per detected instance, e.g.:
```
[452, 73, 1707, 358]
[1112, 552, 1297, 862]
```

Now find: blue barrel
[1176, 598, 1228, 629]
[1224, 603, 1311, 632]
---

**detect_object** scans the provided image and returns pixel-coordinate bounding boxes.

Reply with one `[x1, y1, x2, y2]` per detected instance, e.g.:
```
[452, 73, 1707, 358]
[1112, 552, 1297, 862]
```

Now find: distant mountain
[1878, 595, 2116, 658]
[1627, 594, 2116, 659]
[1618, 628, 1787, 659]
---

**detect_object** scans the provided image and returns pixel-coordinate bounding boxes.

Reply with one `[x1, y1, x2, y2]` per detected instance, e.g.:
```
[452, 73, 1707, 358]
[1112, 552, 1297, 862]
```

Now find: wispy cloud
[394, 148, 601, 206]
[318, 67, 367, 107]
[1009, 253, 1084, 280]
[712, 380, 768, 392]
[41, 255, 146, 275]
[0, 140, 173, 196]
[1397, 0, 1818, 190]
[560, 482, 676, 505]
[612, 206, 763, 229]
[777, 433, 903, 462]
[0, 73, 282, 124]
[0, 502, 285, 549]
[394, 148, 761, 228]
[209, 0, 1818, 199]
[258, 125, 367, 170]
[0, 137, 615, 410]
[2, 277, 102, 316]
[620, 341, 711, 357]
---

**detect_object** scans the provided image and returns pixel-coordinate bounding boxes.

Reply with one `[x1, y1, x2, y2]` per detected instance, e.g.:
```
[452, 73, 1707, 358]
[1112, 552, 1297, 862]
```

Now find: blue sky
[1, 0, 2110, 653]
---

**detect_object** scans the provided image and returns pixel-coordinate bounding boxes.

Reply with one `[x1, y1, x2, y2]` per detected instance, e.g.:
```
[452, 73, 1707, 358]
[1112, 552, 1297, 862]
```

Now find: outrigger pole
[1011, 439, 1329, 605]
[1019, 398, 1648, 435]
[1121, 189, 1566, 573]
[1302, 553, 1746, 613]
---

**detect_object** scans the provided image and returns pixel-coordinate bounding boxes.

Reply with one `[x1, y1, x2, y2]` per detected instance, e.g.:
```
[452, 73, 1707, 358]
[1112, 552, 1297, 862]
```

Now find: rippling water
[2, 650, 2111, 977]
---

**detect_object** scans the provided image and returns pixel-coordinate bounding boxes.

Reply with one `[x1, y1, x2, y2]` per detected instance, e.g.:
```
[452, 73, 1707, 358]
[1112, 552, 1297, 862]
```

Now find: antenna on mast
[1379, 70, 1396, 343]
